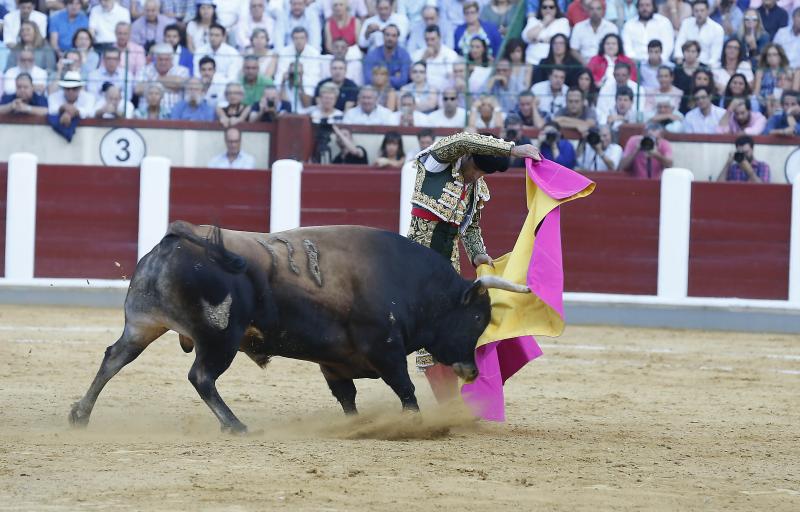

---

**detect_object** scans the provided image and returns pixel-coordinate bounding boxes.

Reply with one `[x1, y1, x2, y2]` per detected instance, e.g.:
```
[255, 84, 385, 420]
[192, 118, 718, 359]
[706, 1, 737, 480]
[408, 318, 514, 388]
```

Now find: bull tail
[165, 221, 247, 274]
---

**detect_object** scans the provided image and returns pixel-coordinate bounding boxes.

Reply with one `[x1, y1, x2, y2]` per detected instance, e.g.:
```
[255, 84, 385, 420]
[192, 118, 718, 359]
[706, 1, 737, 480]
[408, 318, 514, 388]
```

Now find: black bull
[69, 221, 529, 433]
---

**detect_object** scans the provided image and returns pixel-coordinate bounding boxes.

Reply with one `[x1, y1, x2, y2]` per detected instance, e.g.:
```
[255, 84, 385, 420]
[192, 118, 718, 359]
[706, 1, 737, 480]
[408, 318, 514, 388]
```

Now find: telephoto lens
[640, 135, 655, 151]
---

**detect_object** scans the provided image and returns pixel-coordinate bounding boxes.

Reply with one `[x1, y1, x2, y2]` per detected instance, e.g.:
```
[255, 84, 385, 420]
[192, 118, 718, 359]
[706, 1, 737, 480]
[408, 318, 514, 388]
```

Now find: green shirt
[242, 75, 273, 106]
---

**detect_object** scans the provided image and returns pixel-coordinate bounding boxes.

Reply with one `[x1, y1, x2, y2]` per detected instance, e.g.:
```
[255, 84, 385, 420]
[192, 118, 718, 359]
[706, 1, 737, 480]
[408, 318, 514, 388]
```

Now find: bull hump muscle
[201, 293, 233, 330]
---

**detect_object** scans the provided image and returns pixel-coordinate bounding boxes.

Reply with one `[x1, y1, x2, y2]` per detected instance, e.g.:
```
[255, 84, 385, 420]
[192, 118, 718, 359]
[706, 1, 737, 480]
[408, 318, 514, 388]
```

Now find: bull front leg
[379, 365, 419, 412]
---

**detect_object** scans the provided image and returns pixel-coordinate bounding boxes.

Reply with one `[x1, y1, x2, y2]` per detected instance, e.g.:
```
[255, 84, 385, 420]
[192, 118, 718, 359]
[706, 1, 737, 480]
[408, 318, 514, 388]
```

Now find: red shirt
[566, 1, 590, 26]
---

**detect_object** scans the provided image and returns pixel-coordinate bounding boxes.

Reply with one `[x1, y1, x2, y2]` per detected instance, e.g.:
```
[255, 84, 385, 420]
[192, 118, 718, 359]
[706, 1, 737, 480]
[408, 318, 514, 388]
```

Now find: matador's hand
[510, 144, 542, 162]
[473, 253, 494, 268]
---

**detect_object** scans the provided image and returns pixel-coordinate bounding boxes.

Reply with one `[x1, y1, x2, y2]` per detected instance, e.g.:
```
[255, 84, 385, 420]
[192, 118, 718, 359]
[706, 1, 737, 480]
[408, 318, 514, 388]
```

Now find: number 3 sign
[100, 127, 147, 166]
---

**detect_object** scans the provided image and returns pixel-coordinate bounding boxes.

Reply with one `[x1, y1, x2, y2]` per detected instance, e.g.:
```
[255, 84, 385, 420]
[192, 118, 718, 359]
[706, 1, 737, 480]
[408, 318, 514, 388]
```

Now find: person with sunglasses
[427, 88, 468, 127]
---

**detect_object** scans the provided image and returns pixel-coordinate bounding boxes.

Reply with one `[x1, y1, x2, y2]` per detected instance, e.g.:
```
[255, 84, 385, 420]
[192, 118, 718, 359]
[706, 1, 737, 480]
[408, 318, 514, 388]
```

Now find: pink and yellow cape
[461, 158, 595, 421]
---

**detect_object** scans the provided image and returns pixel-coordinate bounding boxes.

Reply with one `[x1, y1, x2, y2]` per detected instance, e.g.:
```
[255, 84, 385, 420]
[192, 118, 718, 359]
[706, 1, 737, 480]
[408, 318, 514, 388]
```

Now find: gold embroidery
[429, 132, 514, 164]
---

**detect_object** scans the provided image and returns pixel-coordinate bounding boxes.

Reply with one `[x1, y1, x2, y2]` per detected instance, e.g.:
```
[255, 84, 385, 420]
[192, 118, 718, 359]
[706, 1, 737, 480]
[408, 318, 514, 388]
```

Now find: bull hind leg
[320, 365, 358, 415]
[69, 322, 167, 427]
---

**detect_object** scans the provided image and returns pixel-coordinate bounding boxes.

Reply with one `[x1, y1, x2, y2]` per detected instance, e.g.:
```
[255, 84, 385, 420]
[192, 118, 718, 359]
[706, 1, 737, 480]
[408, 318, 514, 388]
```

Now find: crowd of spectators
[0, 0, 797, 173]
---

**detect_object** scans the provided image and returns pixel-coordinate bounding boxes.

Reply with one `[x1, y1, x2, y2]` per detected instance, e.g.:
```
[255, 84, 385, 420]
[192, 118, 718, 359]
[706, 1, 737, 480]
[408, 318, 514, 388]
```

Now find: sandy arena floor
[0, 304, 798, 511]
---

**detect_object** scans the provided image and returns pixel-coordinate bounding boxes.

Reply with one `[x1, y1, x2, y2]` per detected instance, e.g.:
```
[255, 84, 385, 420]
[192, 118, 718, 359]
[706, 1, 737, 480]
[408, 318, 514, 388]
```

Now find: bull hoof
[68, 402, 90, 428]
[221, 422, 248, 436]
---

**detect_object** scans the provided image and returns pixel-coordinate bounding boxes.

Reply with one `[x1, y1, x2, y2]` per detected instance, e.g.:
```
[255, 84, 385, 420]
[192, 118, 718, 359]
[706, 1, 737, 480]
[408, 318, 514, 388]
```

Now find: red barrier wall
[689, 182, 791, 300]
[301, 165, 401, 231]
[0, 163, 7, 277]
[35, 165, 139, 278]
[169, 168, 271, 232]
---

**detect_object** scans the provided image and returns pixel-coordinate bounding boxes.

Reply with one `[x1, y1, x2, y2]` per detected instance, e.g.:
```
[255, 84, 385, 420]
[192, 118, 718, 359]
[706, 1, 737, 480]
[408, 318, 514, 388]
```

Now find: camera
[586, 129, 601, 146]
[733, 151, 745, 163]
[545, 131, 558, 145]
[313, 119, 334, 164]
[640, 135, 655, 151]
[266, 99, 275, 108]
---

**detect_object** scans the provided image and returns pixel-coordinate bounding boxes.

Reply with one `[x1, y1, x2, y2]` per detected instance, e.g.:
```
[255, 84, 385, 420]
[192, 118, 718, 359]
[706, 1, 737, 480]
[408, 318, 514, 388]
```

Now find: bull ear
[461, 280, 488, 305]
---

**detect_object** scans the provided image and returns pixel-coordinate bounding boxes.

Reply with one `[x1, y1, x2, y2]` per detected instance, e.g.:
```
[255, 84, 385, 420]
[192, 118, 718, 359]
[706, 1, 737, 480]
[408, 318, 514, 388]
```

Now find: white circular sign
[100, 127, 147, 166]
[785, 147, 800, 184]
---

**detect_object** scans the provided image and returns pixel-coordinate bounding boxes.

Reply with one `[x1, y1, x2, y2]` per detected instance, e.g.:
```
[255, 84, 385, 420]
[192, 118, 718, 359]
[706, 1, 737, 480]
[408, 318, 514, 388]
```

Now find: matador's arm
[428, 132, 515, 164]
[462, 208, 487, 264]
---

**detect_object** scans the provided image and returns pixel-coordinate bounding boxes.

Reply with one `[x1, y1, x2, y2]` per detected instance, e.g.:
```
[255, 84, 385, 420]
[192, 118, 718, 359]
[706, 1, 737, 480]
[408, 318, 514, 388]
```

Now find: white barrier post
[789, 178, 800, 304]
[137, 156, 171, 261]
[270, 159, 303, 232]
[5, 153, 38, 281]
[657, 168, 694, 299]
[399, 161, 416, 234]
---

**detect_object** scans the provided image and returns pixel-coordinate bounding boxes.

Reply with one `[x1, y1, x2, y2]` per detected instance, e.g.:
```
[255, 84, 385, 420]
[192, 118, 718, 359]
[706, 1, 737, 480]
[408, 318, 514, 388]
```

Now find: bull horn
[477, 276, 530, 294]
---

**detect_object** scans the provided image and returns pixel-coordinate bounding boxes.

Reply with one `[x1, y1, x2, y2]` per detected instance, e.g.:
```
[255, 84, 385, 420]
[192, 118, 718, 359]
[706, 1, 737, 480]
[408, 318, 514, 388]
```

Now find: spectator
[93, 83, 134, 118]
[566, 0, 592, 27]
[161, 0, 196, 23]
[393, 92, 429, 126]
[718, 96, 767, 134]
[275, 27, 323, 98]
[684, 85, 726, 133]
[135, 42, 190, 111]
[753, 43, 791, 108]
[315, 58, 358, 111]
[647, 95, 685, 132]
[329, 36, 364, 87]
[236, 0, 275, 52]
[619, 122, 674, 178]
[468, 94, 505, 129]
[193, 23, 241, 82]
[485, 57, 524, 114]
[244, 30, 278, 80]
[2, 0, 47, 48]
[515, 89, 547, 128]
[774, 7, 800, 68]
[342, 85, 394, 124]
[714, 38, 754, 94]
[87, 47, 131, 99]
[716, 135, 770, 182]
[719, 72, 757, 110]
[208, 127, 256, 169]
[596, 61, 642, 121]
[535, 120, 576, 168]
[375, 131, 405, 168]
[415, 127, 435, 154]
[740, 8, 770, 68]
[89, 0, 132, 46]
[48, 71, 96, 123]
[2, 48, 46, 94]
[49, 0, 89, 56]
[553, 87, 598, 135]
[586, 33, 637, 87]
[502, 113, 534, 166]
[455, 1, 502, 58]
[758, 0, 789, 40]
[216, 82, 251, 126]
[115, 22, 146, 78]
[185, 0, 216, 53]
[170, 76, 216, 120]
[358, 0, 409, 51]
[673, 40, 707, 97]
[164, 23, 194, 75]
[481, 0, 516, 36]
[522, 0, 570, 64]
[764, 89, 800, 135]
[7, 21, 55, 72]
[504, 38, 532, 91]
[575, 125, 623, 171]
[606, 0, 638, 30]
[319, 0, 369, 21]
[659, 0, 693, 32]
[531, 64, 569, 119]
[711, 0, 744, 37]
[532, 33, 582, 86]
[410, 25, 459, 92]
[426, 87, 467, 127]
[331, 124, 368, 164]
[602, 86, 638, 138]
[466, 37, 492, 93]
[644, 65, 683, 114]
[49, 50, 83, 94]
[249, 84, 291, 122]
[363, 24, 411, 90]
[0, 72, 47, 116]
[638, 39, 670, 89]
[448, 61, 470, 107]
[681, 67, 718, 113]
[399, 61, 438, 113]
[397, 0, 435, 45]
[240, 54, 269, 106]
[135, 82, 170, 118]
[576, 67, 600, 106]
[280, 61, 313, 114]
[570, 0, 619, 64]
[276, 0, 323, 51]
[197, 55, 225, 106]
[131, 0, 173, 52]
[324, 0, 361, 53]
[211, 0, 247, 32]
[621, 0, 675, 62]
[407, 6, 455, 55]
[72, 28, 101, 75]
[308, 82, 343, 123]
[369, 64, 398, 110]
[674, 0, 725, 69]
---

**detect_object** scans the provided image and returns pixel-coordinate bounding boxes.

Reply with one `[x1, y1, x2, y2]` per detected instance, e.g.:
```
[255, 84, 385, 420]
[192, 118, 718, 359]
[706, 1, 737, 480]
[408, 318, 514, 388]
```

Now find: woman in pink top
[586, 33, 638, 87]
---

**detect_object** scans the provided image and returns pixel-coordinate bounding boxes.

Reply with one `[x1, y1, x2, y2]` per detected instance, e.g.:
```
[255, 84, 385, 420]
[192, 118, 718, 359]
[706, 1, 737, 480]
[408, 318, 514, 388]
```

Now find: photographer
[534, 120, 576, 169]
[715, 135, 770, 183]
[619, 121, 674, 178]
[249, 85, 291, 122]
[502, 113, 533, 167]
[575, 125, 623, 172]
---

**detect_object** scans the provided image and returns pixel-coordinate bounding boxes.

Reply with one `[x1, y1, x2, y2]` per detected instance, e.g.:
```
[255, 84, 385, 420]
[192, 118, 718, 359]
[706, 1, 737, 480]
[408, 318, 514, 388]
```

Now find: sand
[0, 304, 798, 511]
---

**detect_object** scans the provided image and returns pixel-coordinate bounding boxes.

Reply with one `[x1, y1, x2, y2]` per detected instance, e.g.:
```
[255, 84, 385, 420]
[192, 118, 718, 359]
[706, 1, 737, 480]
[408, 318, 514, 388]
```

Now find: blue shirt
[541, 139, 577, 169]
[363, 46, 412, 90]
[170, 99, 216, 121]
[758, 5, 789, 39]
[763, 112, 800, 134]
[49, 10, 89, 52]
[1, 92, 48, 107]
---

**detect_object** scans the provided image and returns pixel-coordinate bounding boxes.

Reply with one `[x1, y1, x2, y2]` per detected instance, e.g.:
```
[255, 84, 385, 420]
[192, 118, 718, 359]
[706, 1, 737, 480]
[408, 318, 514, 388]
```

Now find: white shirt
[773, 26, 800, 68]
[89, 3, 132, 44]
[357, 13, 410, 50]
[622, 14, 675, 62]
[214, 0, 246, 29]
[48, 89, 96, 118]
[530, 80, 569, 116]
[309, 106, 343, 123]
[136, 64, 190, 110]
[86, 66, 133, 98]
[426, 107, 468, 128]
[411, 44, 460, 91]
[274, 10, 322, 51]
[684, 104, 726, 134]
[577, 142, 623, 171]
[94, 97, 135, 118]
[391, 109, 430, 127]
[235, 14, 276, 51]
[673, 17, 725, 68]
[193, 42, 242, 82]
[204, 73, 227, 106]
[208, 151, 256, 169]
[2, 9, 49, 46]
[596, 78, 644, 120]
[341, 104, 395, 125]
[3, 65, 47, 94]
[570, 18, 619, 63]
[275, 44, 323, 96]
[712, 61, 754, 92]
[522, 16, 571, 65]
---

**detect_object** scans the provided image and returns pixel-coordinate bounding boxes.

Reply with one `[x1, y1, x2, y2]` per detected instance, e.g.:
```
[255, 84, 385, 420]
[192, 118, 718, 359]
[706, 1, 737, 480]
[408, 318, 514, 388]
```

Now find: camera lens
[587, 131, 600, 146]
[734, 151, 745, 163]
[640, 136, 655, 151]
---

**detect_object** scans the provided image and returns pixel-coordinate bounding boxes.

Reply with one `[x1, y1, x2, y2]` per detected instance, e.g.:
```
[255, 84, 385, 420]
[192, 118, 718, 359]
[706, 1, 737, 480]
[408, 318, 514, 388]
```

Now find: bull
[68, 221, 528, 433]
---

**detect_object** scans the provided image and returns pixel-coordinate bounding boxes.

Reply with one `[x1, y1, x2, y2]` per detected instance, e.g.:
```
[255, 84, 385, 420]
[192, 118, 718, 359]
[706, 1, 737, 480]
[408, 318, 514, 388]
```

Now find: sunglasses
[542, 4, 556, 9]
[744, 16, 758, 21]
[443, 96, 458, 101]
